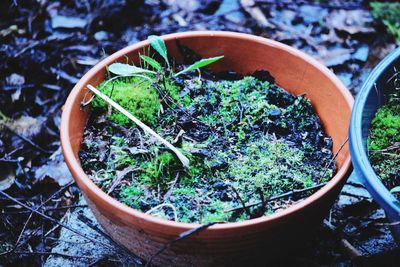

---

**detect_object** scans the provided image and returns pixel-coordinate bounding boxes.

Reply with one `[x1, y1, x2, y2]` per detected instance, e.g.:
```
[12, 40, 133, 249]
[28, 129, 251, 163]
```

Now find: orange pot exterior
[61, 31, 353, 266]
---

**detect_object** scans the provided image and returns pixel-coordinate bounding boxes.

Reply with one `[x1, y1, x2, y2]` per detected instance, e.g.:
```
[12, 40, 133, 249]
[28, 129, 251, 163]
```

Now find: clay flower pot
[349, 47, 400, 243]
[61, 31, 353, 265]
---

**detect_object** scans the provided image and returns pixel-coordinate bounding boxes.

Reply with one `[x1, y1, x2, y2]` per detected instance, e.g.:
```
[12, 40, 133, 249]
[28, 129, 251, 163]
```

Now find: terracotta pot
[61, 31, 353, 266]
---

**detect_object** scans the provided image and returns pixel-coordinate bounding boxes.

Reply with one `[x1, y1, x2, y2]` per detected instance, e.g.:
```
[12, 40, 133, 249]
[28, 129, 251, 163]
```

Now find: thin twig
[318, 137, 349, 183]
[77, 214, 142, 265]
[107, 166, 139, 194]
[225, 183, 327, 213]
[45, 204, 88, 212]
[0, 189, 115, 250]
[9, 128, 51, 154]
[0, 181, 75, 255]
[146, 222, 222, 266]
[340, 238, 362, 258]
[12, 251, 97, 260]
[87, 84, 189, 168]
[163, 172, 180, 201]
[145, 203, 178, 222]
[230, 185, 252, 217]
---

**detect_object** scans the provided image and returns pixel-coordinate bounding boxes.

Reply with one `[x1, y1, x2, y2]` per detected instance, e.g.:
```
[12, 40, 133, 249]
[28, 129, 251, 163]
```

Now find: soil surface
[79, 64, 336, 223]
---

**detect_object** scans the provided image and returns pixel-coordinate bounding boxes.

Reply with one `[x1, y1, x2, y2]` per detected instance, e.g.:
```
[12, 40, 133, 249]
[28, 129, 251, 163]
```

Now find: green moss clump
[92, 77, 161, 126]
[223, 138, 322, 203]
[368, 104, 400, 151]
[368, 98, 400, 189]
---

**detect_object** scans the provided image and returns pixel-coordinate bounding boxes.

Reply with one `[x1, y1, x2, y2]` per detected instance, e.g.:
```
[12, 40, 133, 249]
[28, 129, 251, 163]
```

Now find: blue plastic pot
[349, 47, 400, 243]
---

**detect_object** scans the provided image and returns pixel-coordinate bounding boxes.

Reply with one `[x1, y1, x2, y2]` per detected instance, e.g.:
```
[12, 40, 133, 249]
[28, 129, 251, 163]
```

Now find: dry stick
[323, 219, 363, 258]
[370, 142, 400, 154]
[86, 84, 189, 168]
[107, 166, 139, 194]
[12, 251, 97, 260]
[77, 214, 142, 265]
[145, 204, 178, 222]
[225, 183, 327, 213]
[318, 137, 349, 184]
[45, 204, 88, 212]
[230, 185, 252, 217]
[340, 239, 362, 258]
[374, 221, 400, 226]
[0, 181, 75, 256]
[0, 189, 115, 251]
[145, 222, 222, 267]
[163, 172, 180, 201]
[9, 129, 51, 154]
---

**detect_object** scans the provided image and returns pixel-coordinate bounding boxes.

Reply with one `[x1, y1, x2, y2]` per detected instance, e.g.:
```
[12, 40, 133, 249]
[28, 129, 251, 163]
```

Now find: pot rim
[61, 31, 353, 232]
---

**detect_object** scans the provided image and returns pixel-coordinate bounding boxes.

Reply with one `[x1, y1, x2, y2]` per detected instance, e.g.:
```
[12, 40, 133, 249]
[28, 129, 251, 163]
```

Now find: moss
[92, 77, 161, 126]
[371, 2, 400, 43]
[201, 201, 232, 223]
[225, 137, 321, 203]
[368, 97, 400, 189]
[162, 78, 182, 103]
[368, 104, 400, 151]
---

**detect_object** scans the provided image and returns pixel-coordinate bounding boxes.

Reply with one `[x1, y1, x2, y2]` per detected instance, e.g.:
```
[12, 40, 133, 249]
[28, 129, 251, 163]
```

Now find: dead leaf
[0, 163, 15, 191]
[328, 10, 374, 35]
[35, 147, 73, 186]
[317, 47, 354, 67]
[7, 115, 44, 138]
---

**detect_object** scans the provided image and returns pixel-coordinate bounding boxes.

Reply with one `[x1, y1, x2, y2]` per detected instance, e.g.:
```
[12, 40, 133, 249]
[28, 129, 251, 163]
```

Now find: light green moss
[225, 138, 318, 203]
[368, 99, 400, 187]
[368, 104, 400, 151]
[92, 77, 161, 126]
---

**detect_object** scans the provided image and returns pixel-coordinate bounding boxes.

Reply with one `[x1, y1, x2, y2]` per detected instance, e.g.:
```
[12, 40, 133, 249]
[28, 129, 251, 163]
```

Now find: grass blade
[87, 84, 189, 168]
[174, 56, 224, 77]
[140, 55, 162, 71]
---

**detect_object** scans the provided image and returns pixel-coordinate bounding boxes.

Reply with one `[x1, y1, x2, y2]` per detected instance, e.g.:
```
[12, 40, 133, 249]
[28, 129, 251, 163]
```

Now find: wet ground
[0, 0, 399, 266]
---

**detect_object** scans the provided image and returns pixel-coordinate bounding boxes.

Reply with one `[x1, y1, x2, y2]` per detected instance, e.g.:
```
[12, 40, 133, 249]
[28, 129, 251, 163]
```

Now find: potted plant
[61, 31, 353, 265]
[349, 47, 400, 243]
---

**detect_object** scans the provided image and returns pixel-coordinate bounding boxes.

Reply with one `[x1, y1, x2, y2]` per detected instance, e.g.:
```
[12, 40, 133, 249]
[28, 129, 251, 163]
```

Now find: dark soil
[79, 57, 336, 223]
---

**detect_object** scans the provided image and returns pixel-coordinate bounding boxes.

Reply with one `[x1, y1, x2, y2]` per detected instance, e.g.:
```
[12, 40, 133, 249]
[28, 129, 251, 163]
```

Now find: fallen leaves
[0, 163, 15, 191]
[328, 9, 375, 35]
[35, 147, 73, 186]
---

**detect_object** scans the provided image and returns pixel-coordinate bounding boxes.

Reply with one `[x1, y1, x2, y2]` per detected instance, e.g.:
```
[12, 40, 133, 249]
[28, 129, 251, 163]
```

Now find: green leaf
[148, 35, 169, 67]
[108, 63, 155, 76]
[140, 55, 162, 70]
[174, 56, 224, 77]
[390, 186, 400, 194]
